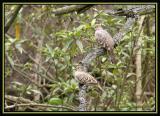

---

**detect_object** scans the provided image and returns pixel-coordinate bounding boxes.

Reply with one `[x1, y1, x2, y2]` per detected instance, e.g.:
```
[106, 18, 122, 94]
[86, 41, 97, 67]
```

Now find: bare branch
[5, 95, 34, 104]
[5, 95, 76, 111]
[78, 85, 87, 111]
[77, 5, 94, 14]
[113, 17, 136, 44]
[105, 5, 155, 17]
[81, 48, 105, 68]
[52, 5, 94, 16]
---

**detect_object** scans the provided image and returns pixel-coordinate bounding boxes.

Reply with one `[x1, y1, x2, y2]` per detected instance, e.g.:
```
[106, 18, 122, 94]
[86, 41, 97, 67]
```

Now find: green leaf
[107, 71, 114, 77]
[121, 108, 129, 111]
[49, 98, 63, 105]
[5, 42, 11, 51]
[31, 89, 42, 95]
[8, 38, 16, 43]
[74, 31, 81, 37]
[126, 73, 136, 78]
[91, 19, 96, 26]
[54, 59, 58, 65]
[11, 81, 23, 86]
[122, 51, 130, 58]
[46, 44, 54, 57]
[112, 84, 117, 89]
[62, 39, 73, 52]
[85, 24, 91, 29]
[108, 64, 117, 69]
[101, 70, 107, 76]
[15, 43, 23, 54]
[59, 65, 67, 71]
[70, 79, 78, 89]
[18, 39, 28, 44]
[76, 25, 85, 31]
[45, 57, 50, 62]
[102, 57, 107, 62]
[76, 40, 84, 53]
[7, 55, 14, 66]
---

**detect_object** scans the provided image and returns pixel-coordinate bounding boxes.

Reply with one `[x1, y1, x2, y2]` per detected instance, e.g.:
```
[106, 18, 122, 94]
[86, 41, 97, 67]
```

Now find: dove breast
[95, 29, 114, 51]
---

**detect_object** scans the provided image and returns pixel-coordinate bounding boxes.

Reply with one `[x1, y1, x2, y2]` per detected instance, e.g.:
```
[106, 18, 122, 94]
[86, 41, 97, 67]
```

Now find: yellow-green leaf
[91, 19, 96, 26]
[49, 98, 63, 105]
[15, 22, 20, 40]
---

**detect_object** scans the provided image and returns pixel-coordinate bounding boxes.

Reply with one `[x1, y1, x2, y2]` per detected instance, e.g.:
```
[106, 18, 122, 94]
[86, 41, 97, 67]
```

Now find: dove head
[73, 64, 87, 72]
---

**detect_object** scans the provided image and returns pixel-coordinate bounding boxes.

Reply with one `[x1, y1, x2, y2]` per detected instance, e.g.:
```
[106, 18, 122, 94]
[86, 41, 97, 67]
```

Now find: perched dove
[95, 24, 116, 63]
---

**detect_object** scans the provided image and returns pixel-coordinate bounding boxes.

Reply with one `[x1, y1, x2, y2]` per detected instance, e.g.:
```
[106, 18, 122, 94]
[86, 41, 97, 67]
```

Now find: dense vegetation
[4, 4, 156, 112]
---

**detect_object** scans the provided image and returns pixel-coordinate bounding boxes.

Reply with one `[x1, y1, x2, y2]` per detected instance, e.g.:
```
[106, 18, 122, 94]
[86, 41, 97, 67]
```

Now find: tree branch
[105, 5, 155, 17]
[52, 5, 93, 16]
[113, 17, 136, 44]
[81, 48, 105, 68]
[5, 5, 23, 33]
[77, 5, 94, 14]
[5, 95, 76, 111]
[78, 85, 87, 111]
